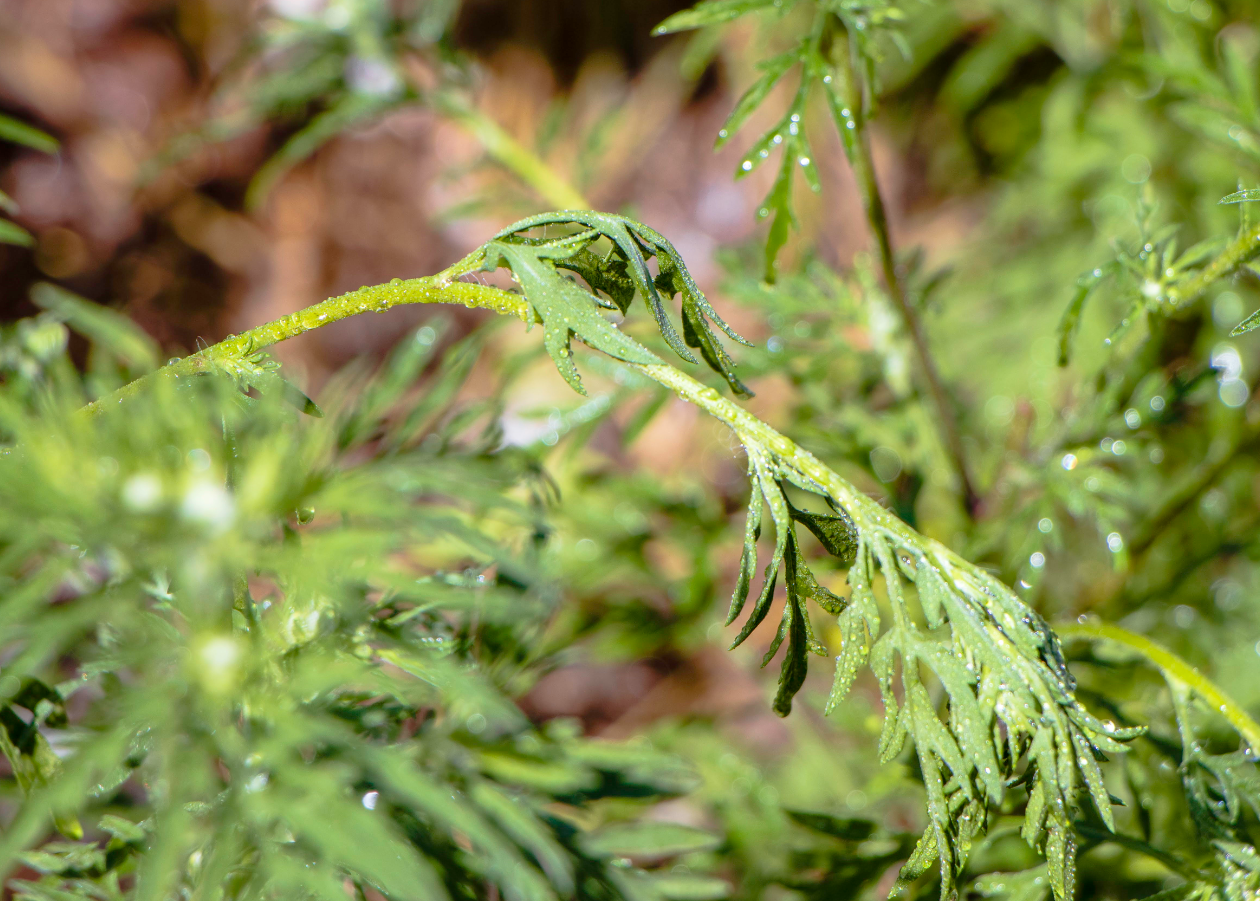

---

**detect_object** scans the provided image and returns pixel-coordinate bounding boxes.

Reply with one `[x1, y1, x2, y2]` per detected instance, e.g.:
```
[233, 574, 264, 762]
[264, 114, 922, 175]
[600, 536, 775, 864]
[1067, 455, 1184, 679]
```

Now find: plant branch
[829, 21, 979, 517]
[1166, 220, 1260, 307]
[1057, 620, 1260, 753]
[79, 251, 528, 417]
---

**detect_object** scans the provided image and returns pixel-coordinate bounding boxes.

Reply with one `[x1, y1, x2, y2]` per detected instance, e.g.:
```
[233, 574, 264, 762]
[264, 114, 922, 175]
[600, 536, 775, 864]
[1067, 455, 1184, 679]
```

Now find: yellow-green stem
[79, 251, 528, 417]
[78, 270, 1060, 649]
[1057, 620, 1260, 753]
[829, 19, 979, 517]
[1167, 220, 1260, 307]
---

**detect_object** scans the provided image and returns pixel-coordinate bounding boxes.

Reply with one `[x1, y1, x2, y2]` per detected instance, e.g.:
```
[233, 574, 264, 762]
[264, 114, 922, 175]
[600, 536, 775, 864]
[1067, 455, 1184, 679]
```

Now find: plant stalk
[1057, 620, 1260, 753]
[81, 269, 970, 585]
[829, 22, 979, 517]
[1166, 219, 1260, 307]
[79, 251, 528, 417]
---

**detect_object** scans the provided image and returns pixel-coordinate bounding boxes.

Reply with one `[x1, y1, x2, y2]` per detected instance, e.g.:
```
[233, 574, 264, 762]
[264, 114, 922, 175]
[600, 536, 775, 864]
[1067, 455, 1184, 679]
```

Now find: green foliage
[0, 113, 58, 246]
[658, 0, 907, 280]
[7, 1, 1260, 901]
[485, 211, 753, 396]
[0, 299, 727, 901]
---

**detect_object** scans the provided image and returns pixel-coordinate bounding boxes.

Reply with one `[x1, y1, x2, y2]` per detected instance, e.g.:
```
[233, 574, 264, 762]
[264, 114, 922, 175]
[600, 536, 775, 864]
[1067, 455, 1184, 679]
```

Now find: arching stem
[1057, 620, 1260, 752]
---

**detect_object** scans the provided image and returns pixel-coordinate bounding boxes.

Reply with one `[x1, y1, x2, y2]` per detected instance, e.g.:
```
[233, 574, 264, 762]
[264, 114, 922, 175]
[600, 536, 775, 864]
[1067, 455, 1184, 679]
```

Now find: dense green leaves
[485, 211, 753, 396]
[656, 1, 907, 278]
[0, 297, 725, 901]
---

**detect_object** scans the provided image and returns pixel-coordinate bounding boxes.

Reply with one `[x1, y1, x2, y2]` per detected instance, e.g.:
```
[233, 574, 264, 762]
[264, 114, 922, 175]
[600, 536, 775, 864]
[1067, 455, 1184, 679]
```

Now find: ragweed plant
[0, 282, 729, 901]
[6, 1, 1260, 901]
[43, 210, 1157, 899]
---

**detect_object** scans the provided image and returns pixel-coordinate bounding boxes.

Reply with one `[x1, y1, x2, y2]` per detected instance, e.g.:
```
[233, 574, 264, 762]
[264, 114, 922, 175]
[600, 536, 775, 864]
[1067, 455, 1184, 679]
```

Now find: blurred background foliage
[2, 0, 1260, 898]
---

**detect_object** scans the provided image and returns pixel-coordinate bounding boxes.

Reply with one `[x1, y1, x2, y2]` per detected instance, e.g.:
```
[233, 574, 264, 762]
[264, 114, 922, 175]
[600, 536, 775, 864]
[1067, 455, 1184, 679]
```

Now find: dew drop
[741, 161, 753, 172]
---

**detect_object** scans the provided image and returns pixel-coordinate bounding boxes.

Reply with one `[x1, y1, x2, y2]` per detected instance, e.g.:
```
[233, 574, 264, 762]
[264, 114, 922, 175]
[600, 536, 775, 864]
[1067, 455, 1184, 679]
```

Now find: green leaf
[471, 783, 575, 895]
[580, 823, 721, 859]
[1057, 264, 1115, 366]
[972, 866, 1050, 901]
[654, 0, 793, 34]
[486, 239, 661, 395]
[715, 50, 799, 149]
[0, 218, 34, 247]
[491, 212, 750, 393]
[730, 460, 790, 648]
[647, 873, 730, 900]
[0, 114, 59, 154]
[1230, 307, 1260, 335]
[786, 496, 858, 566]
[31, 284, 161, 372]
[726, 476, 764, 625]
[1221, 188, 1260, 204]
[784, 810, 877, 841]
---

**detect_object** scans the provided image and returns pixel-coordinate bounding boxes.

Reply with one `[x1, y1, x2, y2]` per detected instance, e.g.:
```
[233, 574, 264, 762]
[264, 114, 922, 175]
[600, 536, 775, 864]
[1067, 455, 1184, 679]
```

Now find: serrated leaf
[786, 496, 858, 566]
[492, 213, 751, 395]
[715, 50, 799, 149]
[1231, 307, 1260, 335]
[486, 240, 660, 395]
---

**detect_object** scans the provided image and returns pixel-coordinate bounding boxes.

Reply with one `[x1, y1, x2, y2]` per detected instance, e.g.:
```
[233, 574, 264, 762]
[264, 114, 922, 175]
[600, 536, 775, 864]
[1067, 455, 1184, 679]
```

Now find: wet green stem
[81, 268, 986, 606]
[79, 250, 528, 417]
[1057, 620, 1260, 752]
[829, 19, 979, 517]
[1166, 220, 1260, 307]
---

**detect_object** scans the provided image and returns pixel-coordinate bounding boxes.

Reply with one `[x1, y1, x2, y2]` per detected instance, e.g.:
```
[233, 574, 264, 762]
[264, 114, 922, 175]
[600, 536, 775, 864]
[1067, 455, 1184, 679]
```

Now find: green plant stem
[830, 22, 979, 517]
[1057, 620, 1260, 752]
[79, 251, 529, 417]
[82, 271, 978, 604]
[1167, 220, 1260, 307]
[435, 95, 591, 211]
